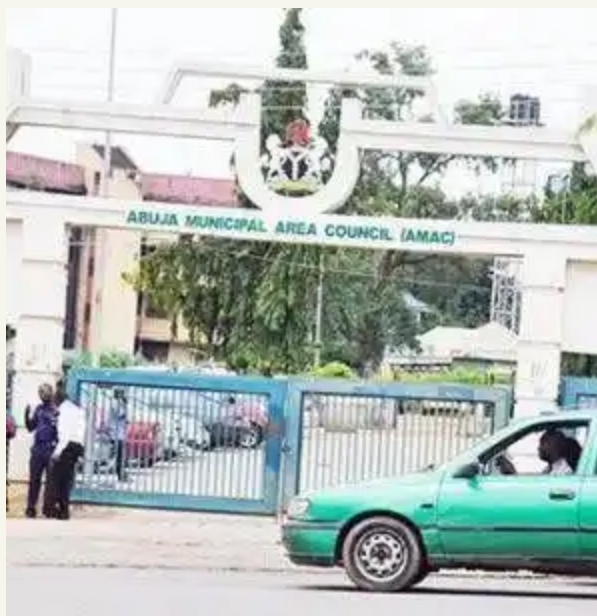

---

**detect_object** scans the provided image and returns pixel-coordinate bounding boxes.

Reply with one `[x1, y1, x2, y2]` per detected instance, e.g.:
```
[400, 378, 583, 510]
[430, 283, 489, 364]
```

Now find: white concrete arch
[5, 50, 597, 418]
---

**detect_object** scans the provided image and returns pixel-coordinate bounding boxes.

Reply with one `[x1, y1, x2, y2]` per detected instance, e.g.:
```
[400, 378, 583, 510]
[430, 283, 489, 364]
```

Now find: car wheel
[410, 568, 430, 587]
[341, 516, 424, 593]
[238, 424, 264, 449]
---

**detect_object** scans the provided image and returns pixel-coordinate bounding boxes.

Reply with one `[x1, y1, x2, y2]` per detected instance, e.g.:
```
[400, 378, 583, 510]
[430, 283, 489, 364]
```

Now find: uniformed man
[24, 383, 59, 518]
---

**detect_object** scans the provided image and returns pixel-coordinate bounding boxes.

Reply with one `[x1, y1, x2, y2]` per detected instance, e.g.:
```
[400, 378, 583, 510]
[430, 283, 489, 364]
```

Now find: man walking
[43, 379, 86, 520]
[24, 383, 59, 518]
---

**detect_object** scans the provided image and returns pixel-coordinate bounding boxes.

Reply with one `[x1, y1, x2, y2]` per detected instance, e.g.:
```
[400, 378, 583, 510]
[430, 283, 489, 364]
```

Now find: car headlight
[287, 497, 310, 519]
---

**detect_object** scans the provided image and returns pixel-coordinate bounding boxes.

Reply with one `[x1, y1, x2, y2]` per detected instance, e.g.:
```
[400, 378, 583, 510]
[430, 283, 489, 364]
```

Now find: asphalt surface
[8, 566, 597, 616]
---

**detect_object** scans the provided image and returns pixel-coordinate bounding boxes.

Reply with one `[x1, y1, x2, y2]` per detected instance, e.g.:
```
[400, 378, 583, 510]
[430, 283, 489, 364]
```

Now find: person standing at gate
[24, 383, 59, 518]
[43, 379, 86, 520]
[110, 388, 128, 482]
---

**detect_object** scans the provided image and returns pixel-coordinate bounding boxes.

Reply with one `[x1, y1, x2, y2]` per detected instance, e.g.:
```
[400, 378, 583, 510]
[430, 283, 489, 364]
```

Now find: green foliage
[562, 353, 597, 378]
[578, 112, 597, 136]
[392, 368, 512, 385]
[98, 350, 138, 368]
[123, 13, 594, 377]
[62, 349, 143, 373]
[63, 349, 93, 371]
[534, 163, 597, 225]
[308, 361, 356, 379]
[314, 44, 512, 369]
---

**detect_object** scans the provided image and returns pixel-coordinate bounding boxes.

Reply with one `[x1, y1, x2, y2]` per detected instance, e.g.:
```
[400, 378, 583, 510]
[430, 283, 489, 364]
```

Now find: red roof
[141, 174, 237, 207]
[6, 152, 87, 195]
[5, 151, 238, 207]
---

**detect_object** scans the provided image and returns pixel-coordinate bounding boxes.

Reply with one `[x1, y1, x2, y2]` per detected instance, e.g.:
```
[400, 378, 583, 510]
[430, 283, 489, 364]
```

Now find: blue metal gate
[561, 377, 597, 410]
[281, 379, 512, 506]
[69, 368, 287, 514]
[69, 369, 511, 515]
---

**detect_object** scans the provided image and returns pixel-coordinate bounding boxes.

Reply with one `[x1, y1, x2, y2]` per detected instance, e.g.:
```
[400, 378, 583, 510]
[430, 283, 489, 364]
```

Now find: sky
[6, 8, 597, 195]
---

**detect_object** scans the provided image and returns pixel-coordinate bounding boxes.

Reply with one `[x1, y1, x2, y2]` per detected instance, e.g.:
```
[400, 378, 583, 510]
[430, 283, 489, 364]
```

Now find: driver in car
[538, 429, 574, 475]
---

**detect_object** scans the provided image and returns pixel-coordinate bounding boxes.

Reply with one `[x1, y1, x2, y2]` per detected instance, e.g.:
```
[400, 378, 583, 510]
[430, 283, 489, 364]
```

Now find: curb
[9, 559, 554, 581]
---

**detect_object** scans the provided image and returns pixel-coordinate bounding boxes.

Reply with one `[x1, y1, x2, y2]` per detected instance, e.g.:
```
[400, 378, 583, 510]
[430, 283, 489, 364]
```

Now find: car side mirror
[453, 461, 481, 480]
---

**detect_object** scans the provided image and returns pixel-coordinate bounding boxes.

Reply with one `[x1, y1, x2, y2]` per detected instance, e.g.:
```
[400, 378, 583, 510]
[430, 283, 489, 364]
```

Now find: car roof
[514, 409, 596, 426]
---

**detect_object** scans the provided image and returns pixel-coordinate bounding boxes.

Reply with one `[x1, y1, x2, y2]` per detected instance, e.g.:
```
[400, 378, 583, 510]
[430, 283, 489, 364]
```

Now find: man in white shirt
[42, 380, 87, 520]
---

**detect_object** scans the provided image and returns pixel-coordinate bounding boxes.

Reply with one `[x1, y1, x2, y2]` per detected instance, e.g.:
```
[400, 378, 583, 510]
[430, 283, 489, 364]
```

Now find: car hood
[300, 469, 443, 523]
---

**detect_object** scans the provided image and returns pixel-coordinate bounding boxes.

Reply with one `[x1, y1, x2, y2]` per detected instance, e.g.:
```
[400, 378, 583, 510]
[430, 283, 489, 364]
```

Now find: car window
[481, 421, 590, 477]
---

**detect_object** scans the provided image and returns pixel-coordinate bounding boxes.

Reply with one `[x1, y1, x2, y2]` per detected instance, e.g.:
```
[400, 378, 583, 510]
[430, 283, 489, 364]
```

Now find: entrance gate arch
[5, 49, 597, 420]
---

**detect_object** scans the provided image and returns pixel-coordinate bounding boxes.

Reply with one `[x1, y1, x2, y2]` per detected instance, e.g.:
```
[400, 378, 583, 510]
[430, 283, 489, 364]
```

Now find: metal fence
[70, 369, 287, 514]
[69, 369, 512, 515]
[282, 380, 511, 503]
[298, 395, 494, 493]
[561, 377, 597, 410]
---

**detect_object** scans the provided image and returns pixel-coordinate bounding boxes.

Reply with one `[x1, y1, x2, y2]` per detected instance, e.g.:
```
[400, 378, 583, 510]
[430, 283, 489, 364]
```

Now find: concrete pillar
[514, 248, 567, 416]
[579, 130, 597, 176]
[6, 49, 31, 141]
[87, 228, 139, 355]
[6, 49, 31, 104]
[579, 86, 597, 174]
[13, 215, 68, 421]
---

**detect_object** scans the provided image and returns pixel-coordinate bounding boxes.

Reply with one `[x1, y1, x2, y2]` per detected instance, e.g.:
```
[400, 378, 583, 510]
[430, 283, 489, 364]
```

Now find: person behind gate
[24, 383, 59, 518]
[110, 387, 128, 482]
[43, 379, 86, 520]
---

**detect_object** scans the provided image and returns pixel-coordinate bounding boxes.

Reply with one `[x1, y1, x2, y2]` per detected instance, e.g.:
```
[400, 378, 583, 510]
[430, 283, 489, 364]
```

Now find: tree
[534, 163, 597, 225]
[127, 24, 531, 374]
[314, 43, 510, 371]
[127, 9, 320, 372]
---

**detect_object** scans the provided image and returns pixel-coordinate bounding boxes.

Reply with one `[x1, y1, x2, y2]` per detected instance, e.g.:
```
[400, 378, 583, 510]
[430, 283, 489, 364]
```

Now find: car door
[578, 436, 597, 560]
[436, 472, 582, 561]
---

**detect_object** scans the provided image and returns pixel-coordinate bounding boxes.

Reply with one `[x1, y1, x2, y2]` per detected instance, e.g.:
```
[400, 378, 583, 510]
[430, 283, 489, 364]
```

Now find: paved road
[8, 566, 597, 616]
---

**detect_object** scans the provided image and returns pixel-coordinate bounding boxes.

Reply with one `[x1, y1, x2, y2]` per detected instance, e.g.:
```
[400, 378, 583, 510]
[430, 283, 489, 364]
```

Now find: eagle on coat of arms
[261, 118, 333, 196]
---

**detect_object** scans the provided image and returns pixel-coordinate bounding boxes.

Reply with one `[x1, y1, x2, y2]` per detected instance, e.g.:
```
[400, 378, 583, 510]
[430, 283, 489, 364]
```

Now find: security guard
[24, 383, 59, 518]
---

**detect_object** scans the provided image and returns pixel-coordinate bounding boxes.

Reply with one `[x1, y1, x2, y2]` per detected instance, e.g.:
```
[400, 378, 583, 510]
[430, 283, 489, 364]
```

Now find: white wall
[562, 260, 597, 355]
[5, 220, 23, 325]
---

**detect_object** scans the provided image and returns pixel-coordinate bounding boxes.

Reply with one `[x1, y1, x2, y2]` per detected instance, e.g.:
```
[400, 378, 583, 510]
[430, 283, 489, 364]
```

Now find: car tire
[209, 422, 234, 449]
[341, 516, 425, 593]
[238, 424, 264, 449]
[410, 568, 430, 587]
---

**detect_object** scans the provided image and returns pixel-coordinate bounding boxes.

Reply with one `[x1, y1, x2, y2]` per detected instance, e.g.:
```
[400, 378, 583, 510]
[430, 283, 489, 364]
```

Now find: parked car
[162, 389, 268, 451]
[84, 388, 165, 472]
[281, 410, 597, 592]
[202, 395, 268, 450]
[126, 421, 161, 466]
[84, 384, 269, 472]
[87, 419, 162, 473]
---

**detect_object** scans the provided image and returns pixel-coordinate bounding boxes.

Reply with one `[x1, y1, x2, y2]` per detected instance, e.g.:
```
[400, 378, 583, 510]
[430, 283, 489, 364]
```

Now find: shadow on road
[295, 583, 597, 601]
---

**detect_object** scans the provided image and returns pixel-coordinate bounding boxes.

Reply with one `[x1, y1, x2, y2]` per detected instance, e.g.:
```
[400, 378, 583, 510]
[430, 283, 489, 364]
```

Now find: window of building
[93, 171, 101, 195]
[139, 340, 169, 363]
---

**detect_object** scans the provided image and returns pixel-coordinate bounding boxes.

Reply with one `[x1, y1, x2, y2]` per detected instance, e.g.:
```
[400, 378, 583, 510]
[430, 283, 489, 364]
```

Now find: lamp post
[313, 251, 325, 367]
[102, 8, 118, 197]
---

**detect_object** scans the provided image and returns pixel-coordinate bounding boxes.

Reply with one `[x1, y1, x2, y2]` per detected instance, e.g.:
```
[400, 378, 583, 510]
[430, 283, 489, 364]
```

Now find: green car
[281, 410, 597, 592]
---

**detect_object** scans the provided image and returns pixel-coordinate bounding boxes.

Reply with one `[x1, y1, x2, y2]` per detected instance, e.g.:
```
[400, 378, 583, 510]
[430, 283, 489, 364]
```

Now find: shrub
[309, 361, 356, 379]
